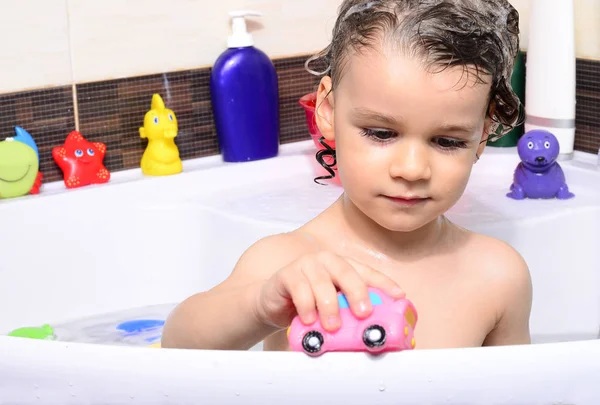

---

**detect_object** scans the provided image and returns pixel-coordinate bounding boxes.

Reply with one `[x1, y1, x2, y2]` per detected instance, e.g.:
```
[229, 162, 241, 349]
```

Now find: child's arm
[483, 247, 533, 346]
[161, 232, 404, 351]
[160, 234, 300, 350]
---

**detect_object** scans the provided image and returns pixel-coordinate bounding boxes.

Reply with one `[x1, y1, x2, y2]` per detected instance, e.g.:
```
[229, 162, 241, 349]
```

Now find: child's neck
[337, 194, 449, 261]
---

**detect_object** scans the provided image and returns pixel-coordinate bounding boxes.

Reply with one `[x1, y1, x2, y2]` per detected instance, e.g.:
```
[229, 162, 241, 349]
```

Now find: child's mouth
[384, 195, 430, 207]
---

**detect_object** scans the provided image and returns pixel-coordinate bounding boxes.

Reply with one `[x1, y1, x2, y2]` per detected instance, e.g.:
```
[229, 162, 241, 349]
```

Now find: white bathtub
[1, 140, 599, 404]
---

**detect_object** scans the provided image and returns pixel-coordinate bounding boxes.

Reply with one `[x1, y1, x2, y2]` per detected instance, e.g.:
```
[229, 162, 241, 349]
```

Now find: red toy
[52, 130, 110, 189]
[29, 172, 43, 194]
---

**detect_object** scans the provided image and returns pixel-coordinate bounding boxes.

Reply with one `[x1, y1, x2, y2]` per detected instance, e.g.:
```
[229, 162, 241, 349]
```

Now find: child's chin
[374, 215, 435, 233]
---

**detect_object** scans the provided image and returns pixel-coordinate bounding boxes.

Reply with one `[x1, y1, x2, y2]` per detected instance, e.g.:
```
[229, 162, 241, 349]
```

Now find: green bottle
[488, 50, 525, 147]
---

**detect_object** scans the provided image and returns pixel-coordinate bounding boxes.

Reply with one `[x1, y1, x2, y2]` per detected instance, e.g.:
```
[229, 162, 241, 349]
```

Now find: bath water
[11, 303, 264, 350]
[49, 304, 178, 347]
[14, 303, 595, 349]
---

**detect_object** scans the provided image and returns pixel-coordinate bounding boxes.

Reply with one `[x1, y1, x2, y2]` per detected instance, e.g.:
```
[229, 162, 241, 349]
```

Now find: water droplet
[36, 396, 40, 400]
[378, 383, 386, 392]
[164, 394, 169, 398]
[428, 379, 433, 383]
[33, 384, 38, 389]
[235, 392, 240, 397]
[130, 395, 135, 399]
[69, 382, 74, 387]
[71, 394, 76, 398]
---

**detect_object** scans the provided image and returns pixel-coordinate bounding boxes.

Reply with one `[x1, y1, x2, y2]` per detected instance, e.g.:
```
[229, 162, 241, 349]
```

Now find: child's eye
[359, 128, 396, 142]
[434, 137, 468, 150]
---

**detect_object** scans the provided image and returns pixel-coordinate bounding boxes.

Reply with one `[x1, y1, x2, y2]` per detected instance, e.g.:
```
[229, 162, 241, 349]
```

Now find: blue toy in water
[116, 319, 164, 335]
[507, 129, 575, 200]
[116, 319, 164, 343]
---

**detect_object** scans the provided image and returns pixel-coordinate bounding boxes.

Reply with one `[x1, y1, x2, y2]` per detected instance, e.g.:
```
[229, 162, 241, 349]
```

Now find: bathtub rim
[1, 336, 599, 404]
[0, 140, 598, 207]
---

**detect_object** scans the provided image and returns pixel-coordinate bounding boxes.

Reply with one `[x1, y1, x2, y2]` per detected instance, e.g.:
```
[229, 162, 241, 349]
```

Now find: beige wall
[511, 0, 600, 60]
[1, 0, 598, 95]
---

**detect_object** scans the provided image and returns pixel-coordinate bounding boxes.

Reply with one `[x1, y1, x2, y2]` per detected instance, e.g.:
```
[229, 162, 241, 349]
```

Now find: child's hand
[254, 251, 405, 332]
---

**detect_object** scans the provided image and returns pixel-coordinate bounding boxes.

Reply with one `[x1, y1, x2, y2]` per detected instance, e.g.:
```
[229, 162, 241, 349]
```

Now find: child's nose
[388, 142, 432, 182]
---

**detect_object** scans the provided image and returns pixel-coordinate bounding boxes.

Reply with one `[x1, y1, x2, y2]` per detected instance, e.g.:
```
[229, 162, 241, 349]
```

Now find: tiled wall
[0, 55, 321, 183]
[0, 1, 599, 185]
[575, 59, 600, 153]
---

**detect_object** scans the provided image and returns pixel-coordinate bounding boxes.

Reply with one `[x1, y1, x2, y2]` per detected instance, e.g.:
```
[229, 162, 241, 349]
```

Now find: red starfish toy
[52, 130, 110, 189]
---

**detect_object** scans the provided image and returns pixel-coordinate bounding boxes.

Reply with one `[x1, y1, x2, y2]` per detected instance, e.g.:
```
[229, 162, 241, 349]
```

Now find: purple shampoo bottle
[210, 11, 280, 162]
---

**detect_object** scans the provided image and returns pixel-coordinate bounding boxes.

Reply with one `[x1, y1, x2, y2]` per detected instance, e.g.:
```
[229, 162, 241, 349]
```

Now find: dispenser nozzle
[227, 10, 263, 48]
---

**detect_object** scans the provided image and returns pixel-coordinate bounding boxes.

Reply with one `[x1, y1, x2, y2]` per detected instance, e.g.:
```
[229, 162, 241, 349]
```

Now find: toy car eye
[87, 148, 95, 156]
[544, 141, 551, 149]
[363, 325, 386, 348]
[153, 116, 159, 125]
[168, 113, 174, 121]
[74, 149, 83, 157]
[302, 331, 324, 354]
[527, 141, 534, 150]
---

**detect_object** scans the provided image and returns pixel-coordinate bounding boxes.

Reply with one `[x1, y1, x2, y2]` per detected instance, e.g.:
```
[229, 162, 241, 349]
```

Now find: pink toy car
[287, 288, 418, 356]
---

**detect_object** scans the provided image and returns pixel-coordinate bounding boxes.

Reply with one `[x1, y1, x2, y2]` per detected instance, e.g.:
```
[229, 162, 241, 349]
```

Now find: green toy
[8, 324, 56, 340]
[0, 139, 40, 199]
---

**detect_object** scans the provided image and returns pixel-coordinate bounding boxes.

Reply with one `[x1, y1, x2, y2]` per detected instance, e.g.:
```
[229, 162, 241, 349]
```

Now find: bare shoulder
[462, 231, 533, 345]
[213, 230, 317, 291]
[464, 231, 531, 287]
[236, 231, 316, 274]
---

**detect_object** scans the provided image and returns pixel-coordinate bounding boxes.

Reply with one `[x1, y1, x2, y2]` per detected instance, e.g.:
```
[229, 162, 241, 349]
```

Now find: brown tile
[276, 55, 319, 145]
[574, 58, 600, 154]
[104, 151, 124, 172]
[76, 67, 219, 174]
[574, 126, 600, 154]
[121, 148, 144, 169]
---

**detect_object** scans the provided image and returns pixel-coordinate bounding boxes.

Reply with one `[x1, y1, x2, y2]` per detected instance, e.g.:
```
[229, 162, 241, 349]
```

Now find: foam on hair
[306, 0, 522, 137]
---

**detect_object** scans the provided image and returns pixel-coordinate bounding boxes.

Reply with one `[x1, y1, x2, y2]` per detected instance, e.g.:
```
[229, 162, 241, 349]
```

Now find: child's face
[316, 46, 492, 232]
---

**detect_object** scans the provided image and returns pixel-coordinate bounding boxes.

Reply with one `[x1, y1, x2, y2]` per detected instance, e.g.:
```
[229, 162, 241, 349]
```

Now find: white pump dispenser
[227, 10, 262, 48]
[525, 0, 576, 158]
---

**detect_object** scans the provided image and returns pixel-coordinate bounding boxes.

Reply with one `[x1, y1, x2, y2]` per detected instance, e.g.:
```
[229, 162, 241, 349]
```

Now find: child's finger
[317, 252, 373, 319]
[279, 266, 317, 325]
[345, 257, 406, 299]
[299, 255, 342, 332]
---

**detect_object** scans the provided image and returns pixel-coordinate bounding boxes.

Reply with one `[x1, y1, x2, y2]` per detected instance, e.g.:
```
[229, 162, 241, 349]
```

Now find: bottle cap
[227, 10, 262, 48]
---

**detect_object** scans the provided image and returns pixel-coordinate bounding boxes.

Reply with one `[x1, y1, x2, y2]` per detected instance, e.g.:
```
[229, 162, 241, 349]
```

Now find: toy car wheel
[363, 325, 386, 348]
[302, 331, 324, 354]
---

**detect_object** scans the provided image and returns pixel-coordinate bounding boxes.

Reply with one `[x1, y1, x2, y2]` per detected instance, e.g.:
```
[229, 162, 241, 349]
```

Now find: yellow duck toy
[139, 93, 183, 176]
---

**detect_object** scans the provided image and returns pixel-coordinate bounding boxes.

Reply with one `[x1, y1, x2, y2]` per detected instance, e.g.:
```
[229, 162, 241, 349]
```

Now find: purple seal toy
[507, 129, 575, 200]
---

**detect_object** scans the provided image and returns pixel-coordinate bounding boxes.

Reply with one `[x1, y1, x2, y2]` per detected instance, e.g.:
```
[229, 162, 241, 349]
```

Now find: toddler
[162, 0, 532, 351]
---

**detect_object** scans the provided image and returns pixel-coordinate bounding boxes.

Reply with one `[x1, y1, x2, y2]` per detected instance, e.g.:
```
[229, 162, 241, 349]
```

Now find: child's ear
[476, 117, 492, 159]
[476, 102, 497, 161]
[315, 76, 335, 141]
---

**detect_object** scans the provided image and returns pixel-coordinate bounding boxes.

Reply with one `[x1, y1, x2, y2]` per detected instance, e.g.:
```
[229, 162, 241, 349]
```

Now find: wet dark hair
[307, 0, 522, 184]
